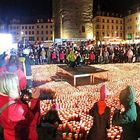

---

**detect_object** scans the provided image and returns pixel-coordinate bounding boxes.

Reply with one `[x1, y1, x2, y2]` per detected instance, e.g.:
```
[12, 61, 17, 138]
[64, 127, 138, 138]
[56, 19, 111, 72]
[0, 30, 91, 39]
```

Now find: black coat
[87, 101, 110, 140]
[38, 110, 62, 140]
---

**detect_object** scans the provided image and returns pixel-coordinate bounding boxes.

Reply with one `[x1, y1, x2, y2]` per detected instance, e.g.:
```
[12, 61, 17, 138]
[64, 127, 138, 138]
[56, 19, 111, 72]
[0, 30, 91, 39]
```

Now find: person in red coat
[0, 73, 40, 140]
[0, 55, 27, 91]
[87, 85, 111, 140]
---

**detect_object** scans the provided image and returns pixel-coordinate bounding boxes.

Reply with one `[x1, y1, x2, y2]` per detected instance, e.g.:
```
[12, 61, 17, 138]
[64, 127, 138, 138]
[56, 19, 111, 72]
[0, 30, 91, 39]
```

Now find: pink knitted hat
[100, 85, 109, 101]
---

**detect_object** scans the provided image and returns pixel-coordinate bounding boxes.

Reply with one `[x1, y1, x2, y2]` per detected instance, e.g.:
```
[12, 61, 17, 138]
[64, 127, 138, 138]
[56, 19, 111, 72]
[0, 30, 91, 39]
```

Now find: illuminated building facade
[8, 18, 54, 43]
[124, 7, 140, 43]
[93, 12, 124, 44]
[52, 0, 93, 40]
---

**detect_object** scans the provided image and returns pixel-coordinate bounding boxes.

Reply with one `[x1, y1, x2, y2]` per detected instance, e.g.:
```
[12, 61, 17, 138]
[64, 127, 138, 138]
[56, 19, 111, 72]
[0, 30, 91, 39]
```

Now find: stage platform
[57, 65, 108, 87]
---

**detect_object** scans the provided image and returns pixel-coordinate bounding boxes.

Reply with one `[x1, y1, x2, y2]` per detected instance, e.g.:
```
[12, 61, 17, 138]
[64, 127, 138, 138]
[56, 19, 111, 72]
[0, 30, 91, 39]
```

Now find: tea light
[111, 135, 114, 140]
[68, 133, 72, 139]
[107, 132, 111, 137]
[62, 133, 67, 140]
[117, 135, 121, 140]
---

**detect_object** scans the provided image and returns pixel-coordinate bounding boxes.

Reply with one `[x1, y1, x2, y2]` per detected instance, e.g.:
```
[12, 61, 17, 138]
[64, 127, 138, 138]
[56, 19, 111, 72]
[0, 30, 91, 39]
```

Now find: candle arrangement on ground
[32, 63, 140, 139]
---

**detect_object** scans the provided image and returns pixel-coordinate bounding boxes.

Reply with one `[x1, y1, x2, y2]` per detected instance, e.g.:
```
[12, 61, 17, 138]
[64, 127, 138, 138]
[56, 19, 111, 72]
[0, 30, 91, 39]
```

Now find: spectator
[112, 85, 138, 140]
[40, 48, 46, 64]
[127, 47, 133, 63]
[20, 48, 35, 89]
[0, 73, 40, 140]
[0, 55, 27, 91]
[59, 50, 65, 64]
[89, 51, 95, 64]
[67, 50, 76, 68]
[87, 85, 110, 140]
[0, 51, 11, 69]
[51, 50, 57, 64]
[38, 104, 62, 140]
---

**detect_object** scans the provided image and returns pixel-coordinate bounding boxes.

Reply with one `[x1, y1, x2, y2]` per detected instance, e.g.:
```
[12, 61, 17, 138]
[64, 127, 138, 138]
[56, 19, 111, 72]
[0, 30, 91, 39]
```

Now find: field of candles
[32, 63, 140, 140]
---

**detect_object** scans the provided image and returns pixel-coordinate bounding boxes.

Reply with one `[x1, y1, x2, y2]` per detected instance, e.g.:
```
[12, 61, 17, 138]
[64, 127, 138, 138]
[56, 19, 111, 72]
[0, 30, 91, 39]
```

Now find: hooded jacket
[87, 85, 110, 140]
[112, 86, 138, 140]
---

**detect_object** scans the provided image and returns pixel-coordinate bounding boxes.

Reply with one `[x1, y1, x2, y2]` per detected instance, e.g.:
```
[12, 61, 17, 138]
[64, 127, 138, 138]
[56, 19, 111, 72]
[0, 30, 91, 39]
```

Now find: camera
[20, 89, 32, 102]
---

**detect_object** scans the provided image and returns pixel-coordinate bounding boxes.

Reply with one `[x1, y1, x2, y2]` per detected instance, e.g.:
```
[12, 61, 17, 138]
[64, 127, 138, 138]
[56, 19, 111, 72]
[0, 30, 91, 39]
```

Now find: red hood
[97, 101, 107, 115]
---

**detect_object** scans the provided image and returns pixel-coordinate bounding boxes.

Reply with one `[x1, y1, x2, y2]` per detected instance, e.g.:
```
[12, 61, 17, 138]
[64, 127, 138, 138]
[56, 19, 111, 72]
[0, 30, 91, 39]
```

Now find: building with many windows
[124, 7, 140, 43]
[8, 18, 54, 43]
[7, 3, 140, 45]
[92, 12, 124, 44]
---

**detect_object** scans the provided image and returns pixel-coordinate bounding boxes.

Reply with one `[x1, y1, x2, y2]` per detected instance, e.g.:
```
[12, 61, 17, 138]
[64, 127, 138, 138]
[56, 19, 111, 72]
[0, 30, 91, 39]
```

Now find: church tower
[52, 0, 93, 40]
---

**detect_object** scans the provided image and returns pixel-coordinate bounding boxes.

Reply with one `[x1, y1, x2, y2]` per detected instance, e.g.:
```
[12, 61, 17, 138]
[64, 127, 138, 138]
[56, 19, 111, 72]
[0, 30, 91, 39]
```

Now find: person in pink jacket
[0, 73, 40, 140]
[59, 50, 65, 63]
[51, 50, 57, 64]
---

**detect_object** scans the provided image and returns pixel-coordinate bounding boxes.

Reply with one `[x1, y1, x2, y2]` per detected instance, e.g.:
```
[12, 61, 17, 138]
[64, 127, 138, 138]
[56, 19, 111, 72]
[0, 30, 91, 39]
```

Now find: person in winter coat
[89, 51, 95, 64]
[51, 50, 57, 64]
[0, 51, 11, 68]
[67, 50, 76, 68]
[38, 104, 62, 140]
[0, 72, 40, 140]
[59, 50, 65, 64]
[20, 48, 35, 89]
[0, 55, 27, 91]
[87, 85, 110, 140]
[127, 48, 133, 63]
[112, 85, 138, 140]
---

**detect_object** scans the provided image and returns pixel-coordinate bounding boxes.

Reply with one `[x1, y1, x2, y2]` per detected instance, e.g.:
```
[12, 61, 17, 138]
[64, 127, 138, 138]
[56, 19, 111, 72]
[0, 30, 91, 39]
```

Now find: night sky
[93, 0, 140, 14]
[0, 0, 139, 20]
[0, 0, 52, 19]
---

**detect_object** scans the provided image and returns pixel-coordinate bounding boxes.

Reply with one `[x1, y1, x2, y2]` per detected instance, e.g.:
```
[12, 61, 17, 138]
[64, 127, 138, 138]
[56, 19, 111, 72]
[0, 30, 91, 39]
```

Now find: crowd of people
[0, 41, 140, 140]
[0, 72, 140, 140]
[24, 42, 140, 66]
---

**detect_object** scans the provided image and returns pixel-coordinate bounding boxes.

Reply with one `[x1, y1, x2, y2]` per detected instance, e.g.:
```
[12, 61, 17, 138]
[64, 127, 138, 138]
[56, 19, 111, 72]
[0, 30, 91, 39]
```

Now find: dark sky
[0, 0, 52, 19]
[0, 0, 139, 20]
[93, 0, 140, 14]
